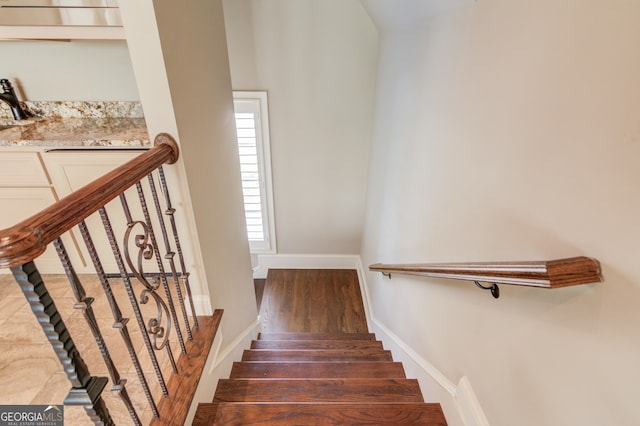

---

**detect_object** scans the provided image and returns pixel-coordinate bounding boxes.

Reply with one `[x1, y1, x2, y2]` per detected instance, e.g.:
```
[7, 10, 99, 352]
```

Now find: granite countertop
[0, 101, 151, 148]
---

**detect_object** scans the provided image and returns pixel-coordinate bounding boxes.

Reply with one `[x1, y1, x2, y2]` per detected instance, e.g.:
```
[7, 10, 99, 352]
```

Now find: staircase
[193, 332, 447, 425]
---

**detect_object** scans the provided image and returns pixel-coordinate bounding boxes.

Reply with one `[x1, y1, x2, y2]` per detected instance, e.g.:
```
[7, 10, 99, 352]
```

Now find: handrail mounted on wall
[370, 256, 603, 299]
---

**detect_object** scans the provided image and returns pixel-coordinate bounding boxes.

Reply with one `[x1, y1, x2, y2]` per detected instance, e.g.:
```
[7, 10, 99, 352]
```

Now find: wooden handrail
[370, 256, 603, 289]
[0, 133, 179, 269]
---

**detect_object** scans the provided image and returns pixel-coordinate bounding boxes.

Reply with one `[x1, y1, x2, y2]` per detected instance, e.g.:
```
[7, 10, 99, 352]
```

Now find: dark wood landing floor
[258, 269, 368, 334]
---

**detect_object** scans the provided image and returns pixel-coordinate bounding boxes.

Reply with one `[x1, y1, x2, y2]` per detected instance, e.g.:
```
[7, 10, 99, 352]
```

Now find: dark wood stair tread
[213, 378, 424, 403]
[258, 332, 377, 341]
[193, 402, 447, 425]
[230, 361, 407, 379]
[194, 269, 448, 425]
[242, 349, 393, 362]
[251, 339, 384, 350]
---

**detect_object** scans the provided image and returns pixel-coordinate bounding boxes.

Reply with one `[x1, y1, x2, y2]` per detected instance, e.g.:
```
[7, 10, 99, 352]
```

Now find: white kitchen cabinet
[0, 152, 85, 274]
[0, 26, 124, 40]
[0, 152, 50, 186]
[42, 149, 149, 274]
[0, 1, 124, 40]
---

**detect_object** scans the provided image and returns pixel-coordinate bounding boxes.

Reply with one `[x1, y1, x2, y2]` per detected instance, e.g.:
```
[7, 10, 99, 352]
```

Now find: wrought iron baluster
[147, 170, 193, 340]
[134, 179, 186, 357]
[53, 236, 142, 424]
[77, 221, 156, 421]
[158, 165, 199, 328]
[119, 191, 178, 374]
[10, 261, 113, 425]
[99, 205, 169, 399]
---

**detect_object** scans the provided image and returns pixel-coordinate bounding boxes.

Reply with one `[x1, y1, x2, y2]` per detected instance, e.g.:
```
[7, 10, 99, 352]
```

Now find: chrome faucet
[0, 79, 28, 120]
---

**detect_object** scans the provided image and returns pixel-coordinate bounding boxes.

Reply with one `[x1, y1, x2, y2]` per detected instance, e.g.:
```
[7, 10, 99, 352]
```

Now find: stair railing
[370, 256, 603, 298]
[0, 133, 218, 425]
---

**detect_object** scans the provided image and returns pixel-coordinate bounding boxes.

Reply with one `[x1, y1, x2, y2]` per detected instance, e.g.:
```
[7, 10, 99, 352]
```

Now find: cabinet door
[0, 152, 50, 186]
[0, 187, 84, 274]
[43, 150, 150, 274]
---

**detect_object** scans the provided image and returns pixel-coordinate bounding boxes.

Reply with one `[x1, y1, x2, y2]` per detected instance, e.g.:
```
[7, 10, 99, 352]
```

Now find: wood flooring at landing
[259, 269, 368, 334]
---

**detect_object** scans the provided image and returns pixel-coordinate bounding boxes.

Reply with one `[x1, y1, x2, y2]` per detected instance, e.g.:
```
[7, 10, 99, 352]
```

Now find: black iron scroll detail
[147, 171, 193, 340]
[123, 220, 177, 373]
[99, 204, 169, 401]
[134, 180, 186, 356]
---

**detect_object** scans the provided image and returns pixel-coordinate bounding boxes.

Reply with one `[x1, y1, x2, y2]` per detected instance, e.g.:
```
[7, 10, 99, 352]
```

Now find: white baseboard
[353, 256, 374, 333]
[191, 294, 213, 316]
[359, 258, 489, 426]
[372, 319, 489, 425]
[456, 376, 490, 426]
[253, 254, 363, 278]
[212, 317, 261, 370]
[185, 316, 261, 425]
[372, 318, 457, 396]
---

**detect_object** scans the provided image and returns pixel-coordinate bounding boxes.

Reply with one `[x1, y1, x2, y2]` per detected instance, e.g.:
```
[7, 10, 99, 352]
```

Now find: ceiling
[360, 0, 471, 29]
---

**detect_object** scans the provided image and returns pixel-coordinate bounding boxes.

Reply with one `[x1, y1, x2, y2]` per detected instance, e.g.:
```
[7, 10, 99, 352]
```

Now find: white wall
[0, 40, 138, 100]
[120, 0, 258, 348]
[223, 0, 378, 255]
[361, 0, 640, 425]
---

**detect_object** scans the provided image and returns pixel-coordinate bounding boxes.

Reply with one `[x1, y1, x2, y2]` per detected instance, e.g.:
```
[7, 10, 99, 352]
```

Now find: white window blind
[233, 91, 276, 253]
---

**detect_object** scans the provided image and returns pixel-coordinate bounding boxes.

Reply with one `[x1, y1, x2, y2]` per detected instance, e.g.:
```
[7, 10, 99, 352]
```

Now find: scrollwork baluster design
[133, 179, 187, 355]
[147, 171, 193, 340]
[77, 220, 157, 421]
[98, 205, 169, 400]
[158, 165, 199, 328]
[122, 220, 177, 373]
[120, 190, 179, 372]
[10, 261, 113, 425]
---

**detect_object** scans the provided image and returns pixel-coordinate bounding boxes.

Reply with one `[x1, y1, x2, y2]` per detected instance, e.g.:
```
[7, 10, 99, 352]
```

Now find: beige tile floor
[0, 272, 188, 425]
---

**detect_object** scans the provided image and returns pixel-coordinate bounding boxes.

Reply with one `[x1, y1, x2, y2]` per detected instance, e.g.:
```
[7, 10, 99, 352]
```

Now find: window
[233, 91, 276, 253]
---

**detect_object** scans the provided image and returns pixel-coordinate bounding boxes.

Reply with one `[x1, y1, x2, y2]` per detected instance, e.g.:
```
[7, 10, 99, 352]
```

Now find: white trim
[191, 295, 213, 316]
[185, 317, 261, 425]
[253, 253, 363, 278]
[372, 318, 457, 396]
[354, 256, 374, 334]
[359, 253, 457, 395]
[456, 376, 491, 426]
[213, 317, 261, 370]
[360, 256, 490, 425]
[0, 25, 125, 40]
[371, 313, 493, 426]
[233, 91, 277, 254]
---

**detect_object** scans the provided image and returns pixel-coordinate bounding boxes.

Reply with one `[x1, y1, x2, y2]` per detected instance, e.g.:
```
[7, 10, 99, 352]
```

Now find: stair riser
[251, 340, 384, 350]
[241, 349, 393, 362]
[258, 332, 376, 341]
[230, 361, 407, 379]
[194, 403, 448, 425]
[213, 379, 424, 403]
